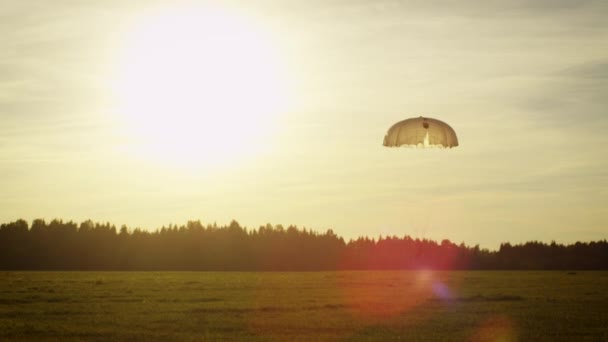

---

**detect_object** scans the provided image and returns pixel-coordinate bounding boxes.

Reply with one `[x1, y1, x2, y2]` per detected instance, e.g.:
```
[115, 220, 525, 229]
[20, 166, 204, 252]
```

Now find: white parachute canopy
[383, 116, 458, 148]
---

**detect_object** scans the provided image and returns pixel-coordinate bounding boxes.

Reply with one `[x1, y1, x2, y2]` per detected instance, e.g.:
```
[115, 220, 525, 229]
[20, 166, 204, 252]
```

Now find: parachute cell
[383, 116, 458, 148]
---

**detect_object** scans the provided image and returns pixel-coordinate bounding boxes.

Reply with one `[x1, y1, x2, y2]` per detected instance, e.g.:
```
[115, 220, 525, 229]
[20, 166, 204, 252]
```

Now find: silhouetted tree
[0, 219, 606, 270]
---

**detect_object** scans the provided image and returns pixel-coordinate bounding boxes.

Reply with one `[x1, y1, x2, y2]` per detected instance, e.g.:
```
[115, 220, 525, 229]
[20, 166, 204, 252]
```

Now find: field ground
[1, 271, 607, 341]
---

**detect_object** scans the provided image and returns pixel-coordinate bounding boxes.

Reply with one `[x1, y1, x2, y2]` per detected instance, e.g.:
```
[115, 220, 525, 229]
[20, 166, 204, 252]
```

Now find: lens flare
[471, 315, 517, 342]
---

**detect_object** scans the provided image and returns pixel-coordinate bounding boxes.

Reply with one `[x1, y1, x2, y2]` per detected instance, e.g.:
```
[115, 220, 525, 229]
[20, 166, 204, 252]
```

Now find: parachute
[383, 116, 458, 148]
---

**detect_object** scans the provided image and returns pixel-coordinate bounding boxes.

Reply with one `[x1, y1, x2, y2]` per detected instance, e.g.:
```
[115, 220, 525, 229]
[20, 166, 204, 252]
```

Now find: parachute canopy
[383, 116, 458, 148]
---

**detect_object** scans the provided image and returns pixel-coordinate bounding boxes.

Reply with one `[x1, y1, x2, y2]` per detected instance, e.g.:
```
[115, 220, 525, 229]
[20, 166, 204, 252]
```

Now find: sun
[111, 5, 290, 168]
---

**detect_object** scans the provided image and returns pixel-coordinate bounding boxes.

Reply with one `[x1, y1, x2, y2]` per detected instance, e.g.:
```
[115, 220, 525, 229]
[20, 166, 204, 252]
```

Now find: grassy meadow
[1, 271, 607, 341]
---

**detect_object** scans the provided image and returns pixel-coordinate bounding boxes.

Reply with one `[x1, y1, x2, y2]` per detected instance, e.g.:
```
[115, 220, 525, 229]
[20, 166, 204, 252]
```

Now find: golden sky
[1, 0, 607, 248]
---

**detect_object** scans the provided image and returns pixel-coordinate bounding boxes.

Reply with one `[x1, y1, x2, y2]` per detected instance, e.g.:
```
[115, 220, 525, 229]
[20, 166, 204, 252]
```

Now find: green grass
[1, 271, 607, 341]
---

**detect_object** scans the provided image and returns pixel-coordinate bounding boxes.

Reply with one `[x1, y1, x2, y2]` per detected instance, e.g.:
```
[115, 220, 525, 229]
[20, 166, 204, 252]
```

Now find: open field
[1, 271, 607, 341]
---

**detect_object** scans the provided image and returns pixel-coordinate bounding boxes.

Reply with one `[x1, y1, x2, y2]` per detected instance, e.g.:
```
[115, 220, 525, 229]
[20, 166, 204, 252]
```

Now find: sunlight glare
[112, 5, 290, 168]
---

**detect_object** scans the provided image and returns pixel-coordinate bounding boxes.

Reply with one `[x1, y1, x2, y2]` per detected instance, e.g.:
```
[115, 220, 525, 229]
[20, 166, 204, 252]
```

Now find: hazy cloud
[562, 60, 608, 79]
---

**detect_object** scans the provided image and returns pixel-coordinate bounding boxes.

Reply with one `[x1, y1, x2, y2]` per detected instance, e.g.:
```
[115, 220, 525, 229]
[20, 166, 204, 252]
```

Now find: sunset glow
[1, 1, 608, 340]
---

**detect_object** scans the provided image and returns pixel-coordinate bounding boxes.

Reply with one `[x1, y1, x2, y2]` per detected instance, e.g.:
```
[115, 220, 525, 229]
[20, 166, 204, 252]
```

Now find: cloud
[561, 60, 608, 79]
[510, 60, 608, 129]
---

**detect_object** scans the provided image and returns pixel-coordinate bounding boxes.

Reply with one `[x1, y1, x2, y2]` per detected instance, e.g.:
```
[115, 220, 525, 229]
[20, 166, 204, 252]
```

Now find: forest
[1, 219, 607, 270]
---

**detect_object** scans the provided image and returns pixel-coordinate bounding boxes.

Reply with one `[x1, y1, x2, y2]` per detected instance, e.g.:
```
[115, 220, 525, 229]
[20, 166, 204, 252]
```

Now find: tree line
[1, 219, 606, 270]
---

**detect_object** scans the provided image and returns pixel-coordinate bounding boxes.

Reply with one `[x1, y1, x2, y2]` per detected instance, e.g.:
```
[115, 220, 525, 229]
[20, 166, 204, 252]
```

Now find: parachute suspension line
[423, 118, 430, 147]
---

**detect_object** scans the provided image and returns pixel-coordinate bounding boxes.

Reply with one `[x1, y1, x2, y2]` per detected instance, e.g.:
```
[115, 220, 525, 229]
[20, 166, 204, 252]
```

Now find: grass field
[1, 271, 607, 341]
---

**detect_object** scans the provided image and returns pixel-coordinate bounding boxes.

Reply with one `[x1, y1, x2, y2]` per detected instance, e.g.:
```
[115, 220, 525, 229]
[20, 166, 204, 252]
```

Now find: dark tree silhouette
[0, 219, 606, 270]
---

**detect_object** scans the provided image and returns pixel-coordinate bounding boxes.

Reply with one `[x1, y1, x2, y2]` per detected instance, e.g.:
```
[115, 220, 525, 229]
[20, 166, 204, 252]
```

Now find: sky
[1, 0, 607, 249]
